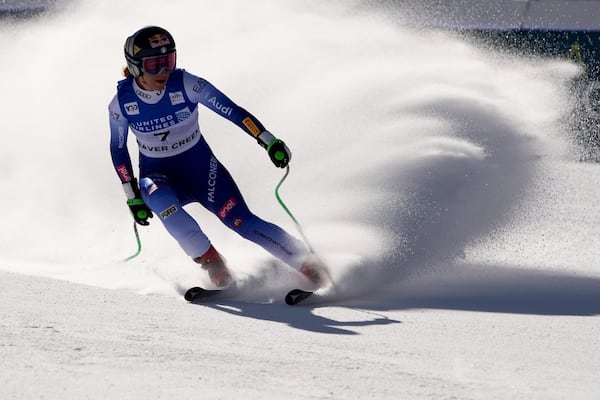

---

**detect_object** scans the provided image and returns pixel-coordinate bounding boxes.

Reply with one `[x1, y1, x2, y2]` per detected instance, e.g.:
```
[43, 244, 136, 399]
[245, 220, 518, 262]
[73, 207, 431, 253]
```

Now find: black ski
[184, 286, 227, 302]
[285, 288, 314, 305]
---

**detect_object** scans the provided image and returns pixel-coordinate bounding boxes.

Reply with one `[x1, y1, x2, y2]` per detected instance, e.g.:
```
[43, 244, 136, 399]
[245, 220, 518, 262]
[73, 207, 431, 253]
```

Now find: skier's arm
[109, 96, 135, 185]
[183, 72, 291, 167]
[108, 97, 153, 225]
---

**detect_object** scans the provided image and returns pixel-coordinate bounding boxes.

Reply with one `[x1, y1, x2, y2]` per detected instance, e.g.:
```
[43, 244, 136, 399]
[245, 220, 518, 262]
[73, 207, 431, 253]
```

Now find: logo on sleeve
[193, 80, 207, 93]
[116, 164, 131, 182]
[207, 96, 232, 116]
[124, 102, 140, 115]
[242, 117, 261, 137]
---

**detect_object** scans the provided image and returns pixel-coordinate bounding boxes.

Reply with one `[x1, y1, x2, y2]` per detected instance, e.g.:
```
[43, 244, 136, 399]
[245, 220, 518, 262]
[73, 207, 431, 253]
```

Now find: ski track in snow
[1, 1, 599, 399]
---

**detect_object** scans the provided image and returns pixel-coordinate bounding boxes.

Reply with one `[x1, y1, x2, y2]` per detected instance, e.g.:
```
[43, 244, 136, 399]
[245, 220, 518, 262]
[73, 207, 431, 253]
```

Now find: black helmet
[124, 26, 176, 77]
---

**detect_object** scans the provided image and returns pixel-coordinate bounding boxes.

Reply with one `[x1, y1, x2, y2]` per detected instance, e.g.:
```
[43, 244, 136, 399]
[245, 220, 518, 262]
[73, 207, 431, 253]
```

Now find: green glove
[124, 178, 153, 226]
[127, 198, 153, 226]
[267, 138, 291, 168]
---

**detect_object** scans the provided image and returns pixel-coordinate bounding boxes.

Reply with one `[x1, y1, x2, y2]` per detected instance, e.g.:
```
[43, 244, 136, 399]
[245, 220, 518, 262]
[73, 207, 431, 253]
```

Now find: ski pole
[275, 166, 336, 288]
[122, 221, 142, 262]
[275, 165, 315, 254]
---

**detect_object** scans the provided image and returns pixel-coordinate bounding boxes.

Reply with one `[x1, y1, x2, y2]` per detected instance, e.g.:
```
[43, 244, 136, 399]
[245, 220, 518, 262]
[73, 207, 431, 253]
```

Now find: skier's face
[137, 69, 171, 91]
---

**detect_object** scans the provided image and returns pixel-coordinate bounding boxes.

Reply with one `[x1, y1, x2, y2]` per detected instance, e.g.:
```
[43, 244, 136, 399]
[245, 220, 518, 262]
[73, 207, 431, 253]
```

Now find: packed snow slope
[1, 1, 599, 399]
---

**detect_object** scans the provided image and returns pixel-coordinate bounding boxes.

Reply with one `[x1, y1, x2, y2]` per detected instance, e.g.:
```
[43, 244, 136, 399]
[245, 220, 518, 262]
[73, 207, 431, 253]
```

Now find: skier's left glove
[257, 131, 291, 168]
[122, 178, 153, 226]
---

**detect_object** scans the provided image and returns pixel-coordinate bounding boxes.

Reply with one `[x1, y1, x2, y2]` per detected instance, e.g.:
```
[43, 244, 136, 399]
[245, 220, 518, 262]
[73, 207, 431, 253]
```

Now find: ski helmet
[124, 26, 176, 77]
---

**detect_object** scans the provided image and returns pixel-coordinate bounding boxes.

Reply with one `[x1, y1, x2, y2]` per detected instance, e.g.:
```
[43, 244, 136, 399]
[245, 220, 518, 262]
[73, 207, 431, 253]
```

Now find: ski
[186, 286, 321, 305]
[184, 286, 231, 302]
[285, 288, 314, 305]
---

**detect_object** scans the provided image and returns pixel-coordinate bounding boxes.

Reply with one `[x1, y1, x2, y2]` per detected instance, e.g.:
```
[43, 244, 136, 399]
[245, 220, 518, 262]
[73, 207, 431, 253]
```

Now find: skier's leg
[198, 159, 310, 269]
[216, 192, 326, 286]
[140, 175, 232, 286]
[139, 175, 211, 259]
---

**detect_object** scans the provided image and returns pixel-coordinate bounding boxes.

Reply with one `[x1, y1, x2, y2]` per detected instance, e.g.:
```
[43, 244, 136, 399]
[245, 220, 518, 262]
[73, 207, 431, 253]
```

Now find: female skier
[109, 26, 323, 288]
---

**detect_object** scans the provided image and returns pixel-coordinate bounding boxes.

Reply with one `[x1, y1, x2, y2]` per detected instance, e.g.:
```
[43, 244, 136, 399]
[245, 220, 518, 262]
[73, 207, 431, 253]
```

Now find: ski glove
[127, 198, 153, 226]
[257, 131, 291, 168]
[267, 139, 291, 168]
[123, 179, 153, 226]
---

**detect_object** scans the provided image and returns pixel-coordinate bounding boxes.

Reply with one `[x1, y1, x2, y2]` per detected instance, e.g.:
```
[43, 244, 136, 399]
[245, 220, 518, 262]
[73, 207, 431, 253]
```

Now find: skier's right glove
[123, 179, 153, 226]
[127, 198, 152, 225]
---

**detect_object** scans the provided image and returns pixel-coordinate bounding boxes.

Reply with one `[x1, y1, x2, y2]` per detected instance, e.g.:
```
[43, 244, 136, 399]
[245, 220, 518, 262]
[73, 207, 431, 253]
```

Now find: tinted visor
[141, 52, 176, 75]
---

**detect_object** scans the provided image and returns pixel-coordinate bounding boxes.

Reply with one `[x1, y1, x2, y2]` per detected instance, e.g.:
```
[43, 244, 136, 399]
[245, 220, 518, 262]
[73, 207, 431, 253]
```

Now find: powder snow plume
[0, 0, 580, 301]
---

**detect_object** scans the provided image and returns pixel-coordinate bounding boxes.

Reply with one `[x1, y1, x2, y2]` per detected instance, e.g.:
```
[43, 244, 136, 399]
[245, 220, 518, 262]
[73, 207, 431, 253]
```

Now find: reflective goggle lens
[142, 52, 176, 75]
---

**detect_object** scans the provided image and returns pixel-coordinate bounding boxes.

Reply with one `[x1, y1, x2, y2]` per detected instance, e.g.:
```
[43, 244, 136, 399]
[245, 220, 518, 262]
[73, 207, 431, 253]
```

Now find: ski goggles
[141, 52, 176, 75]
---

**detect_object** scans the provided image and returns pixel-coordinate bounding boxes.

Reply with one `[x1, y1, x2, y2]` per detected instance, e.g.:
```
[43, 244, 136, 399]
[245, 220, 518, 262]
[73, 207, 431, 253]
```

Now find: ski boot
[299, 255, 328, 288]
[194, 245, 232, 287]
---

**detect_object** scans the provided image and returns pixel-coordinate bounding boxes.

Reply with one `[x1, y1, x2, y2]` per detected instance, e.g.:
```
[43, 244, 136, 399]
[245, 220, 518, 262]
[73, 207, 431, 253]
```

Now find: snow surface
[1, 1, 599, 399]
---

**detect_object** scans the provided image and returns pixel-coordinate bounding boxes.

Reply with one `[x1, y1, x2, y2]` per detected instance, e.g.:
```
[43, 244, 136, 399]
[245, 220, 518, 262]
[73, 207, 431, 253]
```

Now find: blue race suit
[108, 69, 308, 268]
